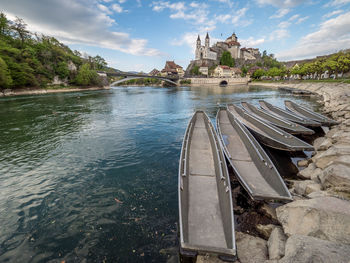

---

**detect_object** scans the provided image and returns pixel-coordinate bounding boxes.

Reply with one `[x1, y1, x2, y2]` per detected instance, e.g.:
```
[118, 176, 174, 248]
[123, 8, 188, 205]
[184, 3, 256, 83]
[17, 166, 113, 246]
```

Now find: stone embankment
[0, 86, 110, 97]
[230, 82, 350, 263]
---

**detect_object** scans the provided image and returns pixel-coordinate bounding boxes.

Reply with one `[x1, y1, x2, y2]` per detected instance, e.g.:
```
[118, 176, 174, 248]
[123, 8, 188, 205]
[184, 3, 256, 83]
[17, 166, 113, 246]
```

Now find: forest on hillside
[0, 13, 109, 90]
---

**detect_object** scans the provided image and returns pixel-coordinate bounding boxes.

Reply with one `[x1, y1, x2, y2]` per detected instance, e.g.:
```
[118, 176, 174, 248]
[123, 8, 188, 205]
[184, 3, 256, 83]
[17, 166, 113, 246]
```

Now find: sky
[1, 0, 350, 72]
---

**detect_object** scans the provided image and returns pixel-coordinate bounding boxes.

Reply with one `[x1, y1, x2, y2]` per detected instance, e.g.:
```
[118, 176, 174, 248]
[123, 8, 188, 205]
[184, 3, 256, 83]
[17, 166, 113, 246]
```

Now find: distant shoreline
[0, 86, 110, 97]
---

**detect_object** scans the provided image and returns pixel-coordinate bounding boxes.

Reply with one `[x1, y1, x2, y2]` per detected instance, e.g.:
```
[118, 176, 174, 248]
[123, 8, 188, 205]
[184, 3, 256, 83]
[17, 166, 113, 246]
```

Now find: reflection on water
[0, 86, 320, 262]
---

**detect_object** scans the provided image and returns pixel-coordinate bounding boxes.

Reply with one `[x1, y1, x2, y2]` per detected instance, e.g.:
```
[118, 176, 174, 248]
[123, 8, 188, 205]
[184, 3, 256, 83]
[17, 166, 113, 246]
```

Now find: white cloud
[277, 12, 350, 60]
[325, 0, 350, 6]
[212, 0, 234, 8]
[240, 37, 265, 47]
[97, 4, 112, 14]
[215, 7, 252, 27]
[278, 21, 291, 28]
[269, 29, 289, 40]
[111, 3, 123, 13]
[1, 0, 161, 57]
[151, 1, 215, 30]
[269, 8, 290, 19]
[296, 16, 309, 24]
[289, 14, 300, 21]
[323, 10, 343, 18]
[256, 0, 307, 8]
[119, 0, 126, 3]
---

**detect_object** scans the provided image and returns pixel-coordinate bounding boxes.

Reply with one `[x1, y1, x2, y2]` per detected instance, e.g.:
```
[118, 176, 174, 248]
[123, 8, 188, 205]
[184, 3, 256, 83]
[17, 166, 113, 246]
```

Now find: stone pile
[233, 82, 350, 263]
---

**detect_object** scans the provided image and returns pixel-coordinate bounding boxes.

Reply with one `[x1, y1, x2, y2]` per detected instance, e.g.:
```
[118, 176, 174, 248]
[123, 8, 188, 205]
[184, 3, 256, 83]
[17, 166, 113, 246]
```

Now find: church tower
[205, 32, 209, 48]
[196, 35, 201, 49]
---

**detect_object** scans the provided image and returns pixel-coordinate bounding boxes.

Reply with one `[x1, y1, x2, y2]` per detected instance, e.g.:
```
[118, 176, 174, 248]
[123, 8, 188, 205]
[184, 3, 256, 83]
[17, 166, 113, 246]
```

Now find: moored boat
[285, 100, 338, 126]
[178, 111, 236, 261]
[227, 104, 314, 151]
[241, 102, 314, 135]
[259, 100, 321, 127]
[216, 109, 292, 201]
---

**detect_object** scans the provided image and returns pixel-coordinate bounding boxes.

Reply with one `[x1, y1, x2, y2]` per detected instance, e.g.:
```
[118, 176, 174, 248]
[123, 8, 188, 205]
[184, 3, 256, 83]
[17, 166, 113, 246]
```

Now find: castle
[195, 32, 259, 62]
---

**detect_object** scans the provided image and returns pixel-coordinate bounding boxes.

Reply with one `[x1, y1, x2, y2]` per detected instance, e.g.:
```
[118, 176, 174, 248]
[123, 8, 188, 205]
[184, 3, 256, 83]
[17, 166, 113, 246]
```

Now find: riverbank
[0, 86, 110, 97]
[225, 81, 350, 263]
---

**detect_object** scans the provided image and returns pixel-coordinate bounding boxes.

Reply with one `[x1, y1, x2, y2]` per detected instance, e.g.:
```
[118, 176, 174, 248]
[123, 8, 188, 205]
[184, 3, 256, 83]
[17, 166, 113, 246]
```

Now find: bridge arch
[219, 80, 228, 87]
[111, 77, 178, 87]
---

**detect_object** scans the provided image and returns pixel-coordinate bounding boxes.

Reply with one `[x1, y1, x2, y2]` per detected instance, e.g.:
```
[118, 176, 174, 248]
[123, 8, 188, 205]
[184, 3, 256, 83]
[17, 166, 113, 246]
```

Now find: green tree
[75, 63, 99, 86]
[252, 69, 265, 79]
[190, 65, 200, 75]
[220, 51, 235, 67]
[0, 57, 13, 88]
[56, 61, 69, 79]
[241, 66, 248, 77]
[0, 12, 10, 37]
[11, 17, 31, 47]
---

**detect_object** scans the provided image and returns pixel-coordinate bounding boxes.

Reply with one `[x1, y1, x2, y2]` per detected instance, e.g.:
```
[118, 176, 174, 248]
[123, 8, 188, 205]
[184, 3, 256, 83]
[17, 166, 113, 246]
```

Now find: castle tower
[205, 32, 209, 48]
[196, 35, 201, 49]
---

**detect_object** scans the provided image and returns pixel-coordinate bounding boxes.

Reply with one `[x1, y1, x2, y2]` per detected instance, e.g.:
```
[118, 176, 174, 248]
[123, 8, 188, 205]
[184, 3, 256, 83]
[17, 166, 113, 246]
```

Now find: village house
[199, 66, 209, 76]
[160, 61, 184, 77]
[149, 68, 160, 76]
[213, 65, 242, 78]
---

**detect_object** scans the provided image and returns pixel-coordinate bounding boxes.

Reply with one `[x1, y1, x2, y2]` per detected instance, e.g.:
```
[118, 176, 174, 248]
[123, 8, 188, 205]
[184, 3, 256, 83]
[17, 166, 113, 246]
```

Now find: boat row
[178, 101, 337, 260]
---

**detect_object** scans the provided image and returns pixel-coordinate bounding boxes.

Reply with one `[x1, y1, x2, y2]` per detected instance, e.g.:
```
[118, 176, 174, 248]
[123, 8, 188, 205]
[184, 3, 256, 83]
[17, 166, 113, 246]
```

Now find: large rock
[313, 137, 332, 151]
[297, 163, 317, 180]
[267, 227, 286, 260]
[279, 235, 350, 263]
[236, 232, 268, 263]
[292, 180, 321, 195]
[276, 197, 350, 244]
[320, 163, 350, 189]
[313, 143, 350, 169]
[256, 224, 277, 239]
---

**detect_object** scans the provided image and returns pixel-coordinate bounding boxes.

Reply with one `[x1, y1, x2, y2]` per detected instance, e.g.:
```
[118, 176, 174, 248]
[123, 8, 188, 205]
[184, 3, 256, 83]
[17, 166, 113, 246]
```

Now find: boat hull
[178, 111, 236, 260]
[216, 109, 292, 201]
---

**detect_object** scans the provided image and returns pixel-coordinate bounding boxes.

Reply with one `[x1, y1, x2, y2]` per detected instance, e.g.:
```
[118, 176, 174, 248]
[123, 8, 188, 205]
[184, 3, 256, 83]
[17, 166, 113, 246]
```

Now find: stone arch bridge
[98, 71, 179, 86]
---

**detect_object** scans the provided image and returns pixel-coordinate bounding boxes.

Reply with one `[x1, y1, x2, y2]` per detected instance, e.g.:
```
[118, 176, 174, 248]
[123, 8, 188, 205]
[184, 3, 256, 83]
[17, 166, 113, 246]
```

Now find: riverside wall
[190, 77, 249, 86]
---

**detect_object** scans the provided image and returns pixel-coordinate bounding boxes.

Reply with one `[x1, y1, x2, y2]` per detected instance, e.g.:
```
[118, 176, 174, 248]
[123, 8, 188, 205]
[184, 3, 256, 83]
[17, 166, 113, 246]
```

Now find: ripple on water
[0, 86, 321, 262]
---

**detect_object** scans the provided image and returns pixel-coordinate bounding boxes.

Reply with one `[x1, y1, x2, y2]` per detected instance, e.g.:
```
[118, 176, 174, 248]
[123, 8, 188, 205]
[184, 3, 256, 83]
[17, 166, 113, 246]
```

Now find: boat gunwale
[259, 100, 322, 127]
[216, 109, 292, 201]
[178, 110, 236, 257]
[284, 100, 338, 126]
[241, 101, 315, 135]
[227, 104, 314, 151]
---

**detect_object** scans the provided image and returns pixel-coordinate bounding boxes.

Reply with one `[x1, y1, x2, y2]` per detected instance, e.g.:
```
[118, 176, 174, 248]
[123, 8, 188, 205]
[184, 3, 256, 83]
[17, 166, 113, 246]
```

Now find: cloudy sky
[1, 0, 350, 72]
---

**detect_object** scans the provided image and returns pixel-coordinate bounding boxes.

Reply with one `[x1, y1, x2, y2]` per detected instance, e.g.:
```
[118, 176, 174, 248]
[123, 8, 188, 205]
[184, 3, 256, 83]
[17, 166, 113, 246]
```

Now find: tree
[241, 66, 248, 77]
[11, 17, 31, 47]
[91, 55, 107, 70]
[75, 63, 99, 86]
[220, 51, 235, 67]
[0, 12, 10, 37]
[0, 57, 13, 88]
[190, 65, 200, 75]
[56, 61, 69, 79]
[252, 69, 265, 79]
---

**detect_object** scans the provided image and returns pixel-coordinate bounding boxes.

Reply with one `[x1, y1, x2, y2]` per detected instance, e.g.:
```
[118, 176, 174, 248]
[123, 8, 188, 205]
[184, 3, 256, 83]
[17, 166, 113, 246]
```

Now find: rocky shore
[196, 82, 350, 263]
[0, 86, 110, 97]
[221, 82, 350, 263]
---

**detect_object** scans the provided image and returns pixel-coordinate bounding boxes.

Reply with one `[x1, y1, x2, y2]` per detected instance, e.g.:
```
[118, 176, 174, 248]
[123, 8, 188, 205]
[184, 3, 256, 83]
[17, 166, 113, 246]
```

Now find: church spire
[205, 32, 209, 48]
[197, 34, 200, 41]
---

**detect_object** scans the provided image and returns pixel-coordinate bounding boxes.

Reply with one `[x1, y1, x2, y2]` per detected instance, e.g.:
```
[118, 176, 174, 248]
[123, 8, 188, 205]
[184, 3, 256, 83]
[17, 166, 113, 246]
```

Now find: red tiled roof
[219, 65, 231, 69]
[226, 41, 240, 46]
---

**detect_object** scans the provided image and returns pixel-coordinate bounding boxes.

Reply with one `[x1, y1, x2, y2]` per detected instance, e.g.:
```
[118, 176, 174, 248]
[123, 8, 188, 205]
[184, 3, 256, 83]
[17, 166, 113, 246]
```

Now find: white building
[195, 33, 217, 61]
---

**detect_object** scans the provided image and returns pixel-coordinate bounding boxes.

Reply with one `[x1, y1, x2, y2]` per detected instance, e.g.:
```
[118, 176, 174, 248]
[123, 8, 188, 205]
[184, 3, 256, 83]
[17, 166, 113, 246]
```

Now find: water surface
[0, 85, 319, 262]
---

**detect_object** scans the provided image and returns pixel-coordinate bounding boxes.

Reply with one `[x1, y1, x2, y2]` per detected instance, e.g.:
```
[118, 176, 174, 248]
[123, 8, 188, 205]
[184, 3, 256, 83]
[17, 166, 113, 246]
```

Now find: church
[195, 33, 217, 61]
[194, 32, 259, 62]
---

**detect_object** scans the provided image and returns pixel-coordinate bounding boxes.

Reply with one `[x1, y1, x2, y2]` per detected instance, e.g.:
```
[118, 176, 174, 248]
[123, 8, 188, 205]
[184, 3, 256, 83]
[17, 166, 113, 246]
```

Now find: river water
[0, 85, 319, 262]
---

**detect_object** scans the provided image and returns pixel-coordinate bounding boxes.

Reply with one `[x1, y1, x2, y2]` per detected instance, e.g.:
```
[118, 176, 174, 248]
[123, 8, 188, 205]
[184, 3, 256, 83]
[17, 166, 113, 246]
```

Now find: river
[0, 85, 320, 262]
